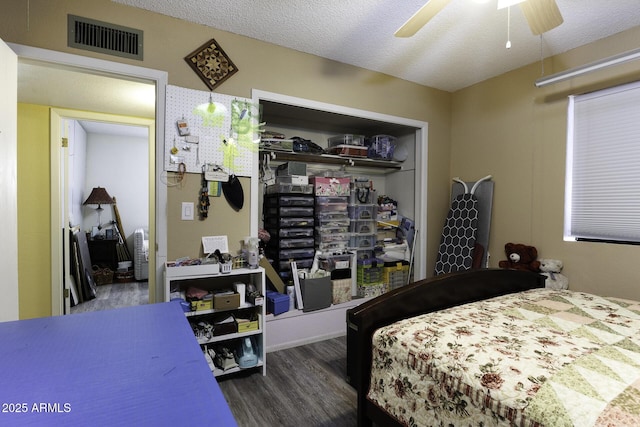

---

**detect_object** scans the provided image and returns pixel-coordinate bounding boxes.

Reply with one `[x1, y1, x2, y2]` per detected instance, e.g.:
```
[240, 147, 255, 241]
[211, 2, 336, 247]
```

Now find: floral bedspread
[368, 289, 640, 426]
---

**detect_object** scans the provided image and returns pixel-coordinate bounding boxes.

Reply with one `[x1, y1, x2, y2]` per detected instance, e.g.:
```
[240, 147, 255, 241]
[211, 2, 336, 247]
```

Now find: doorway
[11, 42, 168, 316]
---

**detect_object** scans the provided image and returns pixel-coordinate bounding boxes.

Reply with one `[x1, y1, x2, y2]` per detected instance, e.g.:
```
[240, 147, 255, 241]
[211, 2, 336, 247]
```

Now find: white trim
[10, 43, 168, 314]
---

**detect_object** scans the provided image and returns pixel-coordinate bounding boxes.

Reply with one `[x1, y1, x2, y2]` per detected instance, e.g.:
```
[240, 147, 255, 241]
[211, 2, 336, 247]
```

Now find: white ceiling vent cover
[68, 15, 143, 61]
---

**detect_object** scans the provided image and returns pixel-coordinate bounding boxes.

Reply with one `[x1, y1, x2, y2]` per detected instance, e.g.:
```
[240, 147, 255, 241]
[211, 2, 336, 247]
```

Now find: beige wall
[2, 0, 451, 318]
[451, 27, 640, 300]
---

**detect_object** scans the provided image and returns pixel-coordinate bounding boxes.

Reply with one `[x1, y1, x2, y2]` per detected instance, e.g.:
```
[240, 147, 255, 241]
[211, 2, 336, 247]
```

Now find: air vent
[68, 15, 143, 61]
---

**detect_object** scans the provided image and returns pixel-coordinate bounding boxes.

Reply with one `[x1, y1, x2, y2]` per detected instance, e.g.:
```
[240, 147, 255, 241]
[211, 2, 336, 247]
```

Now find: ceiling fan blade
[519, 0, 563, 35]
[394, 0, 453, 38]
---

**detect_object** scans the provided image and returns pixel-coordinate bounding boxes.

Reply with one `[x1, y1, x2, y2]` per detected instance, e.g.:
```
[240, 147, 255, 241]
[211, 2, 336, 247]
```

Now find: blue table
[0, 302, 237, 426]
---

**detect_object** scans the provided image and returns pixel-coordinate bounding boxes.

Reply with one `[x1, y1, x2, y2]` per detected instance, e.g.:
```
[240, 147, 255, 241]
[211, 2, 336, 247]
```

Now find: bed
[346, 268, 640, 426]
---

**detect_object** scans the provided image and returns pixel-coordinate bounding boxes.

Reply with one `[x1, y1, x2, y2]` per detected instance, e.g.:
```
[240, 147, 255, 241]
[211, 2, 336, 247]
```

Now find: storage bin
[264, 194, 314, 207]
[266, 290, 290, 315]
[264, 216, 315, 228]
[266, 247, 315, 261]
[366, 135, 396, 160]
[357, 257, 384, 285]
[278, 257, 313, 271]
[264, 206, 314, 217]
[276, 161, 307, 176]
[349, 219, 376, 234]
[267, 227, 314, 239]
[349, 233, 377, 249]
[317, 240, 349, 252]
[315, 196, 349, 213]
[357, 283, 388, 298]
[265, 183, 314, 194]
[328, 134, 365, 147]
[268, 237, 315, 249]
[328, 145, 368, 157]
[300, 275, 332, 312]
[348, 204, 377, 220]
[319, 253, 352, 271]
[332, 278, 352, 305]
[383, 260, 410, 290]
[310, 177, 350, 196]
[316, 211, 350, 223]
[315, 225, 350, 235]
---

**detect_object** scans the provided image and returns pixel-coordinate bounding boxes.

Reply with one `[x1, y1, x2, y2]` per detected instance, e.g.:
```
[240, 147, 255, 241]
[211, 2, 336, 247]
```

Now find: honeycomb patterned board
[434, 193, 478, 275]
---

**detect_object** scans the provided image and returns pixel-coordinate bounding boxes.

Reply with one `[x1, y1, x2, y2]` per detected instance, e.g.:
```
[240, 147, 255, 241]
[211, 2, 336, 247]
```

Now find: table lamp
[83, 187, 114, 231]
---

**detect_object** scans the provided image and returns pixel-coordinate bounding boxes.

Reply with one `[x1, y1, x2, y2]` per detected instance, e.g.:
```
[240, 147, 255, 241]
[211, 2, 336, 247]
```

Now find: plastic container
[349, 219, 376, 234]
[269, 237, 315, 249]
[349, 233, 376, 249]
[264, 206, 314, 217]
[266, 247, 315, 261]
[328, 145, 369, 157]
[264, 194, 314, 206]
[383, 260, 410, 290]
[357, 257, 385, 284]
[278, 257, 313, 271]
[267, 227, 314, 239]
[264, 216, 314, 228]
[315, 198, 348, 213]
[319, 253, 352, 271]
[348, 204, 377, 220]
[328, 134, 365, 147]
[366, 135, 396, 160]
[310, 177, 350, 196]
[265, 183, 314, 194]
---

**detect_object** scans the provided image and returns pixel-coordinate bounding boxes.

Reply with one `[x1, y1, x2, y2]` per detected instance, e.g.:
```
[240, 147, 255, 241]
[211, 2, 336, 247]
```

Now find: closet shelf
[260, 149, 403, 171]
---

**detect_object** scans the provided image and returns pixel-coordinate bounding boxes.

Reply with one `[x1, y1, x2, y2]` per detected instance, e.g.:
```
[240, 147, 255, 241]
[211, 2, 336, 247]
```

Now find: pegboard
[164, 85, 260, 177]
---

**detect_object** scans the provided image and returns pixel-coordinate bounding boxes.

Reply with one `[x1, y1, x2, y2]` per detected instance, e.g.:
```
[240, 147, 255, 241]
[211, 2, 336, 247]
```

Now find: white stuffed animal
[539, 258, 569, 290]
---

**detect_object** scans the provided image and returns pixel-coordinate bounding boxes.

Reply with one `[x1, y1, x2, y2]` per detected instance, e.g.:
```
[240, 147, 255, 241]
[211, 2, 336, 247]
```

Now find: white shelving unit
[165, 265, 267, 377]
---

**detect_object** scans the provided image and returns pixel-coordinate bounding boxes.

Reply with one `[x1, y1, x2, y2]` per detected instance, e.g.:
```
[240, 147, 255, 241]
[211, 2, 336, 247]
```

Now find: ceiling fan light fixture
[497, 0, 525, 9]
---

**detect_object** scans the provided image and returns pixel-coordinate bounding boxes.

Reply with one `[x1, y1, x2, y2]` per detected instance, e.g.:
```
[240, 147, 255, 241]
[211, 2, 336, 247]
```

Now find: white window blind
[565, 80, 640, 243]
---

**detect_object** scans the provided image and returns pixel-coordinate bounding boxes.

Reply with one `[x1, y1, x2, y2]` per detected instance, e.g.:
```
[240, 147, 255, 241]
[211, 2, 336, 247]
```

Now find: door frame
[52, 110, 155, 313]
[9, 43, 168, 314]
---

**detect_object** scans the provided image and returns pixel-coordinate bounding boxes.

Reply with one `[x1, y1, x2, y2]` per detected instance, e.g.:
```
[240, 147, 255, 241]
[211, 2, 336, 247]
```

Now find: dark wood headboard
[346, 268, 546, 426]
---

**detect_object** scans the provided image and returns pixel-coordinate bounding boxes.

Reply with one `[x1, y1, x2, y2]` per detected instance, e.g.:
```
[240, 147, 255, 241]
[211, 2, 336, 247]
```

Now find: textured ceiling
[111, 0, 640, 92]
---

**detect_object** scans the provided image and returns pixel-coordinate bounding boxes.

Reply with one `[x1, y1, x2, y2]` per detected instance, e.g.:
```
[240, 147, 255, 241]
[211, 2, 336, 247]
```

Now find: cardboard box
[213, 292, 240, 310]
[236, 318, 259, 333]
[191, 299, 213, 311]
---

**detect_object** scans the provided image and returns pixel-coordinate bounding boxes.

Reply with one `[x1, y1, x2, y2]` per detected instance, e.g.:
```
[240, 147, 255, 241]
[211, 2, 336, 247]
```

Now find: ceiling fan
[395, 0, 563, 38]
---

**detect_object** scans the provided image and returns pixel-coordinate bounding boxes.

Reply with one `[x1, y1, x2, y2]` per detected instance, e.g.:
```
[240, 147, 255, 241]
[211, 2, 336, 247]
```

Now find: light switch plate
[181, 202, 194, 220]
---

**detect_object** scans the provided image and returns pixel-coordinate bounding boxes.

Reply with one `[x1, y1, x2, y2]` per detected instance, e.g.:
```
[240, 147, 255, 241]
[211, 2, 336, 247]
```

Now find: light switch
[181, 202, 194, 220]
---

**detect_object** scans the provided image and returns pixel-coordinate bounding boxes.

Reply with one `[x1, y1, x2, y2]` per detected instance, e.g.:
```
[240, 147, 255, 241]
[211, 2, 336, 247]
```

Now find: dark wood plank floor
[218, 336, 357, 426]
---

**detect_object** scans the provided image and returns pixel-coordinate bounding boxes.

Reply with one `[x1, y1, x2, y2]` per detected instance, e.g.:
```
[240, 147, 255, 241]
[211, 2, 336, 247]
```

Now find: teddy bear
[539, 258, 569, 290]
[498, 242, 541, 272]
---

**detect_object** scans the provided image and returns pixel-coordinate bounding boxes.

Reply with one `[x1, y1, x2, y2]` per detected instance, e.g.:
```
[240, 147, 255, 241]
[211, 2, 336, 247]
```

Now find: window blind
[565, 80, 640, 243]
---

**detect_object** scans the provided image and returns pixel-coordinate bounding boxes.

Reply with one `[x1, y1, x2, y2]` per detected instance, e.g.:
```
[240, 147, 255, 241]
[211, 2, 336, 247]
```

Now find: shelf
[185, 302, 263, 317]
[261, 149, 402, 171]
[196, 328, 262, 346]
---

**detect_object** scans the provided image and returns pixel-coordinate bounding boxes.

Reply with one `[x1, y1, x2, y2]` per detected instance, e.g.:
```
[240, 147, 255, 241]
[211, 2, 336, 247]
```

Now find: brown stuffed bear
[498, 243, 541, 272]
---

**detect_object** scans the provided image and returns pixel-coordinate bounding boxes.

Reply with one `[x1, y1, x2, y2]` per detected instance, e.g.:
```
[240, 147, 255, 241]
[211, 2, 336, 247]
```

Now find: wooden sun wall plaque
[185, 38, 238, 91]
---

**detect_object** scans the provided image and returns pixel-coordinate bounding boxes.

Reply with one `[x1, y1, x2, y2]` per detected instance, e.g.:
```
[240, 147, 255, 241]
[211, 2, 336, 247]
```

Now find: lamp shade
[83, 187, 114, 206]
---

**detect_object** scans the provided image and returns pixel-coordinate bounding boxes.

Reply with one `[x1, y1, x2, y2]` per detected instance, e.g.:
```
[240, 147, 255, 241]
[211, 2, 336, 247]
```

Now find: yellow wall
[16, 104, 51, 319]
[2, 0, 452, 318]
[451, 27, 640, 300]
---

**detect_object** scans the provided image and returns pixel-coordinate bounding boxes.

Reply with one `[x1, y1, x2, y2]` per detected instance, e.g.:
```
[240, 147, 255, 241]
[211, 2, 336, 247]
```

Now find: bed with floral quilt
[346, 268, 640, 427]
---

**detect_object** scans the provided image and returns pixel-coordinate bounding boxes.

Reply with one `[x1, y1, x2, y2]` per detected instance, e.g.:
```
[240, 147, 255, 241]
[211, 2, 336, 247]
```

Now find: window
[565, 80, 640, 244]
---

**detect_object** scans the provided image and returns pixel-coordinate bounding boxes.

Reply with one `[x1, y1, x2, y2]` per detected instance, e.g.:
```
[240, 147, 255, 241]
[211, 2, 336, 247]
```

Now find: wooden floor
[70, 280, 148, 314]
[218, 336, 357, 426]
